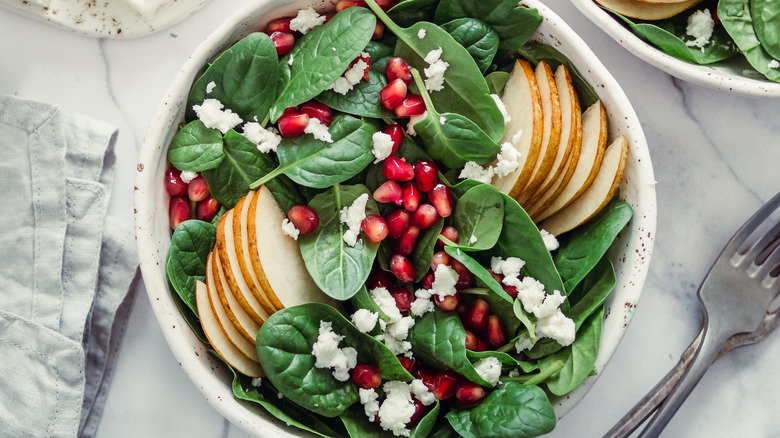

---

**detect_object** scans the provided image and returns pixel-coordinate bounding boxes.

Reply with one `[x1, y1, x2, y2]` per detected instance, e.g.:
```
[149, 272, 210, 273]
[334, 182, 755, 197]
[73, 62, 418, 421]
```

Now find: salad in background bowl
[134, 0, 656, 436]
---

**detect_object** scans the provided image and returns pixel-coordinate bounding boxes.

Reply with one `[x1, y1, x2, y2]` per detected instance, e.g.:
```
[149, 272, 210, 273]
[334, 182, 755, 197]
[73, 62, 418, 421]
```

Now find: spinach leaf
[554, 199, 632, 294]
[167, 120, 224, 172]
[270, 7, 377, 121]
[434, 0, 543, 58]
[408, 310, 491, 386]
[364, 41, 396, 69]
[341, 405, 395, 437]
[171, 285, 208, 344]
[566, 257, 615, 330]
[299, 184, 380, 300]
[720, 0, 780, 82]
[317, 70, 395, 119]
[429, 424, 461, 438]
[166, 219, 217, 314]
[412, 401, 441, 438]
[451, 184, 504, 251]
[440, 18, 499, 73]
[256, 303, 413, 417]
[515, 44, 600, 108]
[187, 32, 279, 124]
[446, 381, 555, 438]
[387, 0, 440, 27]
[485, 71, 510, 95]
[411, 218, 445, 281]
[466, 349, 538, 374]
[512, 300, 537, 344]
[541, 307, 603, 396]
[751, 0, 780, 59]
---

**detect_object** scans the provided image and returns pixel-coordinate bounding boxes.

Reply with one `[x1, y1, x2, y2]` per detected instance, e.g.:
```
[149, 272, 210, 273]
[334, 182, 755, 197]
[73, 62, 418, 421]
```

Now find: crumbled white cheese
[493, 142, 520, 178]
[287, 54, 295, 66]
[372, 131, 395, 163]
[514, 276, 547, 314]
[281, 218, 300, 240]
[473, 356, 502, 387]
[378, 381, 416, 436]
[386, 316, 416, 342]
[277, 392, 284, 399]
[406, 111, 427, 136]
[511, 129, 523, 144]
[469, 235, 478, 244]
[423, 48, 449, 92]
[540, 229, 559, 252]
[535, 309, 576, 347]
[340, 193, 369, 247]
[192, 98, 243, 134]
[371, 287, 403, 322]
[206, 81, 216, 94]
[359, 388, 380, 419]
[242, 122, 282, 153]
[431, 264, 458, 298]
[332, 47, 337, 52]
[685, 9, 714, 48]
[490, 256, 525, 280]
[458, 161, 495, 184]
[311, 321, 358, 381]
[179, 170, 197, 184]
[304, 118, 333, 143]
[417, 28, 427, 39]
[532, 289, 567, 318]
[770, 59, 780, 69]
[491, 94, 511, 124]
[328, 55, 369, 95]
[439, 116, 446, 125]
[251, 377, 263, 387]
[507, 368, 521, 378]
[289, 7, 326, 34]
[410, 379, 436, 406]
[371, 287, 415, 357]
[514, 333, 534, 353]
[410, 297, 435, 316]
[351, 308, 379, 333]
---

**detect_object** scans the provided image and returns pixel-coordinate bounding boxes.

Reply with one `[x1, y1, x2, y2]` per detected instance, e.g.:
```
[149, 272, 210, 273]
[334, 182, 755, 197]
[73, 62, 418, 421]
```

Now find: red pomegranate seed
[385, 57, 412, 85]
[323, 11, 335, 23]
[414, 368, 437, 392]
[411, 203, 439, 229]
[382, 157, 415, 182]
[420, 270, 435, 289]
[430, 250, 451, 271]
[270, 31, 295, 56]
[428, 183, 452, 218]
[451, 260, 474, 289]
[375, 0, 398, 10]
[402, 182, 421, 213]
[265, 17, 293, 33]
[390, 288, 414, 312]
[394, 226, 420, 256]
[383, 124, 404, 156]
[300, 101, 334, 127]
[361, 214, 389, 242]
[287, 205, 319, 235]
[474, 337, 489, 352]
[336, 0, 365, 11]
[413, 160, 439, 192]
[464, 330, 478, 351]
[169, 197, 190, 230]
[395, 94, 426, 118]
[433, 371, 460, 400]
[196, 196, 220, 222]
[165, 168, 188, 197]
[397, 356, 416, 373]
[455, 381, 486, 404]
[386, 209, 411, 240]
[455, 301, 468, 317]
[463, 299, 489, 333]
[407, 398, 426, 428]
[373, 181, 402, 205]
[277, 110, 309, 137]
[380, 79, 408, 110]
[435, 292, 460, 311]
[372, 22, 385, 40]
[367, 269, 395, 290]
[504, 284, 519, 299]
[188, 175, 210, 202]
[390, 254, 416, 283]
[352, 364, 382, 390]
[487, 315, 508, 348]
[437, 226, 460, 249]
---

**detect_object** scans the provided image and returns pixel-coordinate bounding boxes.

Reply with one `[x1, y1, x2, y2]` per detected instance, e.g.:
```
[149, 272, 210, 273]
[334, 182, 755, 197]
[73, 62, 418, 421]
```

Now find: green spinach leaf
[485, 71, 510, 95]
[166, 219, 217, 314]
[168, 120, 224, 172]
[440, 18, 499, 73]
[411, 218, 445, 281]
[751, 0, 780, 59]
[387, 0, 440, 27]
[566, 257, 615, 330]
[450, 184, 504, 251]
[317, 70, 395, 119]
[541, 307, 603, 396]
[171, 285, 208, 344]
[720, 0, 780, 82]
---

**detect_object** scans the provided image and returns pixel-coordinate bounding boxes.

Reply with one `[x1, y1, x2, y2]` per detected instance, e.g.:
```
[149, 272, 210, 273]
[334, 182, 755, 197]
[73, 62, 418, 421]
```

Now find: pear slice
[534, 100, 607, 222]
[492, 59, 543, 199]
[595, 0, 703, 20]
[196, 279, 263, 377]
[213, 239, 261, 344]
[527, 65, 583, 218]
[518, 61, 563, 206]
[539, 135, 629, 236]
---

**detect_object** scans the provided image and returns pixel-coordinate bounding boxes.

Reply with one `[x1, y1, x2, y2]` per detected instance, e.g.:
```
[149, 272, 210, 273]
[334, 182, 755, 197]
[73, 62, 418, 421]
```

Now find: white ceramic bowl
[571, 0, 780, 97]
[134, 0, 657, 434]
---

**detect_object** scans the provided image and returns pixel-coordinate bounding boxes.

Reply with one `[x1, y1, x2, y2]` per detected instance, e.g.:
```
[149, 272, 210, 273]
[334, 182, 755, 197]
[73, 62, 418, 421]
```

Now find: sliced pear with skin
[518, 61, 563, 206]
[528, 65, 583, 218]
[213, 242, 261, 344]
[539, 135, 629, 236]
[534, 100, 608, 222]
[595, 0, 703, 20]
[492, 59, 543, 198]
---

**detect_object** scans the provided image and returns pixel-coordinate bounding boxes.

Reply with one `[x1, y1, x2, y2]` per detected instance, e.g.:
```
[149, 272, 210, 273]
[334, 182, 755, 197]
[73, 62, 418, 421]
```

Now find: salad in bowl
[134, 0, 656, 436]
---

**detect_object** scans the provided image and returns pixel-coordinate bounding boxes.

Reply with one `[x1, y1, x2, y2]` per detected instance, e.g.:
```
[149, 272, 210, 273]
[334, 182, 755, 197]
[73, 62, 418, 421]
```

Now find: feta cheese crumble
[431, 264, 458, 298]
[491, 94, 511, 124]
[340, 193, 369, 247]
[359, 388, 380, 419]
[251, 377, 263, 387]
[685, 9, 714, 48]
[289, 7, 326, 34]
[406, 111, 428, 136]
[281, 218, 300, 240]
[514, 333, 534, 353]
[179, 170, 197, 184]
[493, 142, 520, 178]
[540, 229, 559, 252]
[242, 122, 282, 153]
[458, 161, 495, 184]
[439, 116, 446, 125]
[371, 287, 415, 356]
[490, 256, 525, 280]
[192, 98, 243, 134]
[511, 129, 523, 144]
[304, 118, 334, 143]
[205, 81, 216, 94]
[417, 28, 427, 39]
[536, 309, 576, 347]
[423, 48, 449, 92]
[328, 54, 370, 95]
[287, 54, 295, 66]
[469, 235, 478, 244]
[372, 131, 395, 163]
[474, 356, 502, 387]
[377, 381, 416, 436]
[410, 379, 436, 406]
[311, 321, 358, 381]
[351, 308, 379, 333]
[770, 59, 780, 69]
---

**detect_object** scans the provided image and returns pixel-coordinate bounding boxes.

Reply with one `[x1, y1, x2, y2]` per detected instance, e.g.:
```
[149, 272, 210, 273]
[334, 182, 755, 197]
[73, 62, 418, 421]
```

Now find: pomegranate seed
[451, 260, 474, 288]
[411, 203, 439, 229]
[435, 292, 460, 311]
[394, 225, 420, 256]
[487, 315, 508, 348]
[420, 270, 435, 289]
[504, 284, 519, 299]
[397, 356, 416, 373]
[382, 157, 415, 181]
[464, 330, 478, 351]
[395, 94, 426, 118]
[372, 22, 385, 40]
[455, 302, 468, 317]
[455, 381, 486, 404]
[283, 106, 300, 114]
[336, 0, 365, 11]
[361, 214, 389, 242]
[474, 337, 489, 352]
[390, 254, 416, 283]
[270, 31, 295, 56]
[385, 57, 412, 85]
[287, 205, 319, 235]
[348, 53, 372, 81]
[407, 398, 426, 428]
[464, 299, 489, 333]
[428, 183, 452, 218]
[300, 101, 334, 127]
[373, 181, 402, 205]
[265, 17, 293, 33]
[383, 124, 404, 156]
[277, 110, 309, 137]
[165, 168, 188, 197]
[169, 197, 190, 230]
[413, 160, 439, 192]
[433, 370, 460, 400]
[437, 226, 460, 249]
[367, 269, 396, 290]
[352, 364, 382, 389]
[430, 251, 451, 271]
[196, 196, 220, 222]
[386, 209, 411, 240]
[323, 11, 335, 23]
[402, 182, 421, 213]
[390, 288, 414, 312]
[380, 79, 408, 110]
[188, 175, 210, 202]
[375, 0, 398, 10]
[414, 368, 437, 392]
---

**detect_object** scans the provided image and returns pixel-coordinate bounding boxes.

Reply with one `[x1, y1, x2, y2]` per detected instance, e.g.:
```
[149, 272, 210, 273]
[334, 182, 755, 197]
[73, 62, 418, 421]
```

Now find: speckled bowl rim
[571, 0, 780, 97]
[134, 0, 657, 435]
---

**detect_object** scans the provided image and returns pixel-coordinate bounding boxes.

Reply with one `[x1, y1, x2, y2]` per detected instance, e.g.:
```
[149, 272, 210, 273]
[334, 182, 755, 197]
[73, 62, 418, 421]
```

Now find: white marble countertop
[2, 0, 779, 436]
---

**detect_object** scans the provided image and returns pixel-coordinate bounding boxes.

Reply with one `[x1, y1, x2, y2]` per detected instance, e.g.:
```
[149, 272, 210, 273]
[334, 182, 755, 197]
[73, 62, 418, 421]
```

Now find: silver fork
[608, 192, 780, 438]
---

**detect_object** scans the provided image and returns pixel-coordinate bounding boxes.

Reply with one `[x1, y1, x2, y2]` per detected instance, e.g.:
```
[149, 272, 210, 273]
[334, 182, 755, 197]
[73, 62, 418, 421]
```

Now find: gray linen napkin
[0, 95, 138, 437]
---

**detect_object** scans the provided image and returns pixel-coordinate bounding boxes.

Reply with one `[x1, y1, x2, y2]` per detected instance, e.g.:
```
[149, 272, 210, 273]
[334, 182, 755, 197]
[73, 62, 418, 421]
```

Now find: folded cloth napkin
[0, 95, 138, 437]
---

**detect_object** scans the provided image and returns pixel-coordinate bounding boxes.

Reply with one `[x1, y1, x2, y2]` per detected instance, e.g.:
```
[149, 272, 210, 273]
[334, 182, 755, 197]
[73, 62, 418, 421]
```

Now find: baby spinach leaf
[187, 32, 279, 124]
[270, 8, 377, 121]
[316, 70, 395, 119]
[252, 114, 379, 190]
[411, 218, 445, 281]
[515, 44, 600, 108]
[171, 286, 208, 344]
[446, 410, 477, 438]
[751, 0, 780, 59]
[412, 401, 441, 438]
[264, 170, 306, 214]
[720, 0, 780, 82]
[512, 300, 537, 344]
[451, 184, 504, 251]
[466, 349, 537, 374]
[440, 18, 499, 73]
[566, 257, 615, 330]
[341, 405, 395, 437]
[256, 303, 413, 417]
[541, 307, 603, 396]
[350, 285, 391, 327]
[299, 184, 380, 300]
[434, 0, 543, 58]
[387, 0, 440, 27]
[429, 424, 461, 438]
[166, 219, 217, 314]
[167, 120, 224, 172]
[364, 41, 395, 69]
[485, 71, 510, 95]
